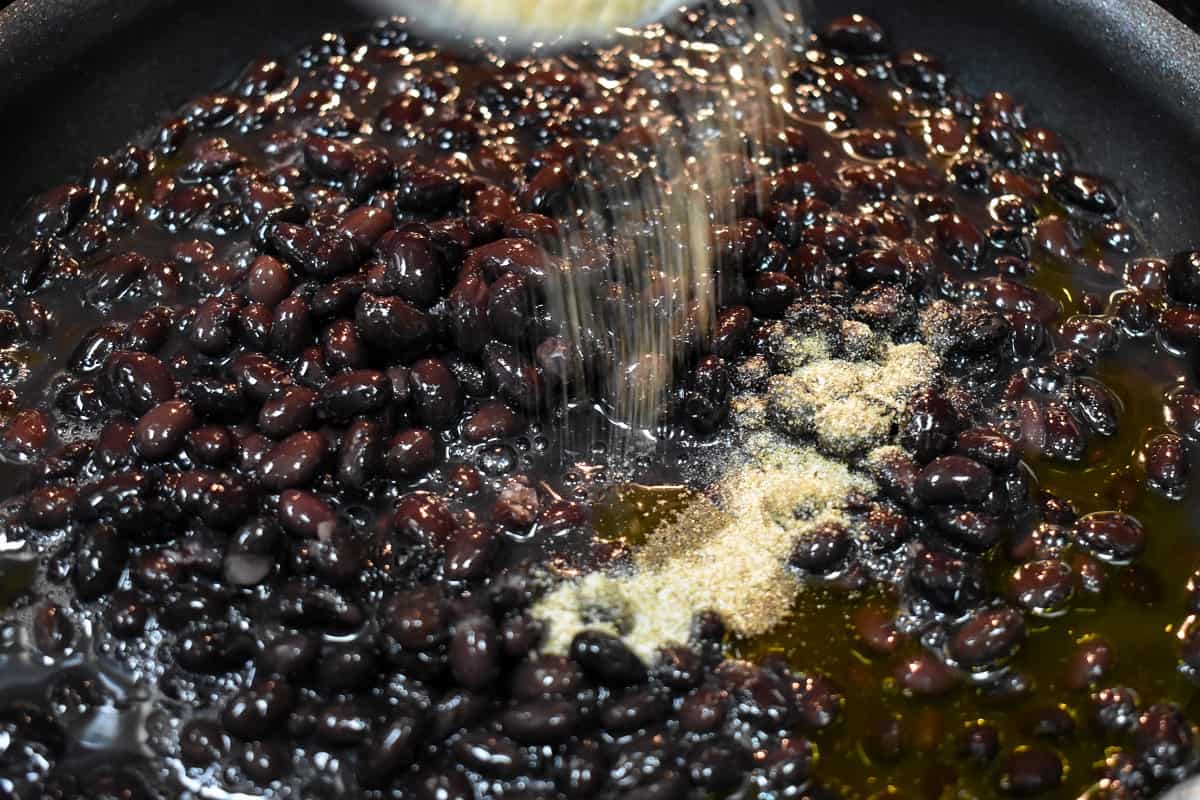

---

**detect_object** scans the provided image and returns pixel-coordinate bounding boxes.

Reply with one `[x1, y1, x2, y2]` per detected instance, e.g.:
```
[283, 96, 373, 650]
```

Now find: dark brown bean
[384, 428, 436, 478]
[1074, 511, 1145, 562]
[258, 431, 326, 490]
[949, 607, 1025, 670]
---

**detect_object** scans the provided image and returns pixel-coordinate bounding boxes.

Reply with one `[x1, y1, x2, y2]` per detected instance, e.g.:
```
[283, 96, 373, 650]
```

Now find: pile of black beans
[1, 2, 1200, 797]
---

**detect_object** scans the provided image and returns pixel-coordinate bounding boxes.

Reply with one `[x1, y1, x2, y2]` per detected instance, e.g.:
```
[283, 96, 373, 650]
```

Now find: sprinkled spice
[534, 332, 937, 659]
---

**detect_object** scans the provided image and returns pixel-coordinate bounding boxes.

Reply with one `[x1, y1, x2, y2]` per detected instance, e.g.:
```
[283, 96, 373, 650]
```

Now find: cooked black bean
[917, 455, 993, 505]
[1166, 390, 1200, 441]
[355, 291, 432, 359]
[1074, 511, 1145, 562]
[1052, 172, 1119, 214]
[384, 427, 436, 478]
[788, 521, 851, 573]
[934, 507, 1000, 552]
[1010, 559, 1074, 617]
[949, 607, 1026, 669]
[570, 631, 647, 687]
[101, 351, 174, 413]
[997, 746, 1063, 796]
[1144, 432, 1189, 499]
[910, 549, 985, 613]
[501, 699, 576, 744]
[133, 400, 195, 460]
[1072, 377, 1121, 437]
[180, 720, 228, 768]
[258, 431, 326, 490]
[33, 602, 73, 655]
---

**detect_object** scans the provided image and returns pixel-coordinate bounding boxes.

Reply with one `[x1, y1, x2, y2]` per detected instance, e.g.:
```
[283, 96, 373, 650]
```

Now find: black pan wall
[0, 0, 1197, 254]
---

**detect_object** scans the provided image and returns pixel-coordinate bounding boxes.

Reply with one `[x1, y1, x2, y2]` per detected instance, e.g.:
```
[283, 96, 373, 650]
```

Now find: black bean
[1041, 402, 1088, 462]
[355, 292, 432, 359]
[461, 401, 520, 443]
[189, 296, 240, 355]
[107, 596, 146, 641]
[1144, 432, 1189, 499]
[910, 549, 984, 613]
[502, 699, 576, 744]
[955, 427, 1018, 470]
[24, 485, 77, 530]
[58, 378, 107, 421]
[917, 455, 993, 505]
[359, 713, 422, 786]
[570, 630, 646, 687]
[1135, 704, 1193, 778]
[101, 351, 174, 414]
[384, 428, 436, 478]
[1159, 305, 1200, 351]
[180, 720, 228, 768]
[959, 723, 1000, 763]
[258, 386, 316, 438]
[1010, 559, 1074, 617]
[949, 607, 1025, 670]
[240, 740, 289, 785]
[180, 378, 246, 420]
[175, 626, 256, 674]
[258, 430, 326, 490]
[124, 307, 172, 353]
[269, 295, 313, 357]
[681, 356, 732, 435]
[1065, 637, 1113, 691]
[1052, 171, 1119, 214]
[1074, 511, 1145, 562]
[1072, 377, 1121, 437]
[935, 213, 984, 269]
[901, 388, 961, 463]
[244, 254, 293, 306]
[221, 678, 294, 740]
[87, 251, 149, 304]
[1167, 250, 1200, 305]
[70, 325, 124, 375]
[1166, 390, 1200, 441]
[373, 228, 443, 307]
[315, 369, 391, 421]
[448, 273, 492, 353]
[393, 164, 460, 213]
[998, 746, 1063, 796]
[448, 615, 499, 690]
[601, 688, 668, 733]
[133, 400, 195, 460]
[1093, 686, 1141, 732]
[33, 602, 73, 655]
[444, 524, 497, 580]
[482, 341, 544, 411]
[335, 418, 383, 490]
[453, 732, 521, 779]
[380, 584, 447, 652]
[2, 410, 52, 464]
[788, 522, 851, 573]
[934, 508, 1000, 553]
[258, 633, 319, 678]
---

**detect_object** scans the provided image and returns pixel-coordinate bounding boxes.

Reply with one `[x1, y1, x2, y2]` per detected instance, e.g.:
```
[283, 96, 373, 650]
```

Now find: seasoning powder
[533, 333, 938, 662]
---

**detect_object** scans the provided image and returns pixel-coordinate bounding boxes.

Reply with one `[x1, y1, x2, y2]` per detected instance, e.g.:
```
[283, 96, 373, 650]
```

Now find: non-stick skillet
[0, 0, 1198, 797]
[1, 0, 1198, 255]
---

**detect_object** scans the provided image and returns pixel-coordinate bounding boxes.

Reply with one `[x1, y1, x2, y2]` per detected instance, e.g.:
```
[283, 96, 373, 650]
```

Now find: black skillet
[0, 0, 1198, 255]
[0, 0, 1198, 796]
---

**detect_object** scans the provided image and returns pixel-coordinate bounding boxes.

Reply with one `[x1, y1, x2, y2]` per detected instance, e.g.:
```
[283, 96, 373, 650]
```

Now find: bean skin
[133, 400, 195, 460]
[1074, 511, 1145, 562]
[917, 456, 993, 505]
[258, 431, 326, 490]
